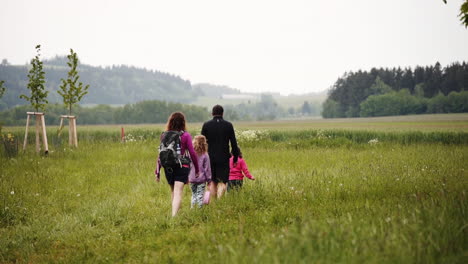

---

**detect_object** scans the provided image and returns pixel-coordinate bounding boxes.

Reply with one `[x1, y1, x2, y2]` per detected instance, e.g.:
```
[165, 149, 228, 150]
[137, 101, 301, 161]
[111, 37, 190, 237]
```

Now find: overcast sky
[1, 0, 467, 95]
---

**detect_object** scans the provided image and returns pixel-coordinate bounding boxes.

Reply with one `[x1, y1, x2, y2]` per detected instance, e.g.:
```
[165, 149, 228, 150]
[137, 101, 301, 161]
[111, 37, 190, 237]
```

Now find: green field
[1, 114, 467, 263]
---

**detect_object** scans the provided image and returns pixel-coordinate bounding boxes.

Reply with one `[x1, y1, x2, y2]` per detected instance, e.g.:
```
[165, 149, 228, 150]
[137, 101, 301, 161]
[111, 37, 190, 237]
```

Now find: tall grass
[1, 136, 466, 263]
[267, 129, 468, 145]
[2, 128, 467, 152]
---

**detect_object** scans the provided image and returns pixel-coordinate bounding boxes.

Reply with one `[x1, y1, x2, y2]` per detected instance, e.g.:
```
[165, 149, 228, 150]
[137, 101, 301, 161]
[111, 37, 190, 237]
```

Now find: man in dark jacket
[201, 105, 239, 199]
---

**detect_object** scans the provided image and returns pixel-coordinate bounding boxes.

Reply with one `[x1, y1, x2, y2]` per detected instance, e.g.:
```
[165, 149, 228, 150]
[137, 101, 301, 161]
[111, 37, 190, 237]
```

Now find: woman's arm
[183, 133, 199, 174]
[155, 158, 161, 182]
[155, 132, 164, 181]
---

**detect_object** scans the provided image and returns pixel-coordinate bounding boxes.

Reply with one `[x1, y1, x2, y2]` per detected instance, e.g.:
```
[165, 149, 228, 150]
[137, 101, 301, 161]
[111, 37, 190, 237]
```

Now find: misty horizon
[1, 0, 468, 96]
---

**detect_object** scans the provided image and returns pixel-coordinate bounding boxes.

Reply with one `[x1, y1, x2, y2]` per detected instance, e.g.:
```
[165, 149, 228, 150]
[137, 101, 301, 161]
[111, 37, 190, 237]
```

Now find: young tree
[20, 45, 48, 112]
[58, 49, 89, 115]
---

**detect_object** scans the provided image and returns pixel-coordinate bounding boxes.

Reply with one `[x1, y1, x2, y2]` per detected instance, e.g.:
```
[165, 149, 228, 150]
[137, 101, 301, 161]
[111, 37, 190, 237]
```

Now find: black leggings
[227, 180, 243, 191]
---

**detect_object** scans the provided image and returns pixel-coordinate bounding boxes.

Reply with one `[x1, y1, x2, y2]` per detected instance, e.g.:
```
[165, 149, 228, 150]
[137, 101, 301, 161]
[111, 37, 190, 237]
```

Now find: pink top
[228, 157, 253, 181]
[155, 131, 199, 176]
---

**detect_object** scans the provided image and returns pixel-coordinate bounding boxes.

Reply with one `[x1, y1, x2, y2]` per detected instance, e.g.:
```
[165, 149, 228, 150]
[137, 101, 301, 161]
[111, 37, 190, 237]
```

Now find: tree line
[0, 100, 210, 126]
[322, 62, 468, 118]
[1, 96, 322, 125]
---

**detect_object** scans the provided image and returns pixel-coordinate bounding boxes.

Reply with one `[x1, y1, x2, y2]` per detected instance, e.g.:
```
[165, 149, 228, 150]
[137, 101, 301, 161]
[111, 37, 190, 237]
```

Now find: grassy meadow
[0, 114, 467, 263]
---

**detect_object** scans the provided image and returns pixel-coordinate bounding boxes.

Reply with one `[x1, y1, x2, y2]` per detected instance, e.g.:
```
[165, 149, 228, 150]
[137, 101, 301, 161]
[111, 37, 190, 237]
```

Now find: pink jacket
[228, 157, 253, 181]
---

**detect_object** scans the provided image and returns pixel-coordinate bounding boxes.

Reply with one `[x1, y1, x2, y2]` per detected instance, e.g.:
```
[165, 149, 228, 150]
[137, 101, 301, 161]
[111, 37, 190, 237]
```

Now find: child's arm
[205, 154, 212, 182]
[241, 159, 255, 180]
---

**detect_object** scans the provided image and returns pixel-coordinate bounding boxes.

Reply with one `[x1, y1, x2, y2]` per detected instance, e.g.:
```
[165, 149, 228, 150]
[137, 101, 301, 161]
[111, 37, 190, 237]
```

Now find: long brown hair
[193, 135, 208, 155]
[166, 112, 187, 131]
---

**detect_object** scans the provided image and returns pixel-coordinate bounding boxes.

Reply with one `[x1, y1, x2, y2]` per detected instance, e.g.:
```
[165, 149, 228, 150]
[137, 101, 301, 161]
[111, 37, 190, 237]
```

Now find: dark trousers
[227, 180, 243, 191]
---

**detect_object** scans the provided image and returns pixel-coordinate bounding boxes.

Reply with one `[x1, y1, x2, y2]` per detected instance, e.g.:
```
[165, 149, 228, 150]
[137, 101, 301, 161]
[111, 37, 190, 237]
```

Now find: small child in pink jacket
[228, 147, 255, 191]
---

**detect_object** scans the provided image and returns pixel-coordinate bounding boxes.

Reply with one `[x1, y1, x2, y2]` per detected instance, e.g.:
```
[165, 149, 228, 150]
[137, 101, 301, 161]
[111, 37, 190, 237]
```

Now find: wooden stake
[23, 112, 49, 155]
[23, 114, 30, 151]
[72, 117, 78, 147]
[61, 115, 78, 147]
[68, 117, 73, 146]
[40, 114, 49, 154]
[35, 115, 40, 153]
[59, 117, 64, 132]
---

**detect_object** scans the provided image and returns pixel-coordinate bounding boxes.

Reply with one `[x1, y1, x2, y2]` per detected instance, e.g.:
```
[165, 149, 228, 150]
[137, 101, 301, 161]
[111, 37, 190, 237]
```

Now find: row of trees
[0, 100, 210, 126]
[322, 62, 468, 118]
[324, 89, 468, 118]
[1, 94, 321, 125]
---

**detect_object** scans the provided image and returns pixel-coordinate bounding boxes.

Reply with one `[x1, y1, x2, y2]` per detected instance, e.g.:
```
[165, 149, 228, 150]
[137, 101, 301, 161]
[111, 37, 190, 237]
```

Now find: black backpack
[159, 131, 190, 170]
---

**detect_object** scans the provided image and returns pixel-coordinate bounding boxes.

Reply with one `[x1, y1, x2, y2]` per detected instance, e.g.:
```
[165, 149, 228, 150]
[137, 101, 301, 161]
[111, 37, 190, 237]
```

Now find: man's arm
[201, 123, 207, 137]
[229, 123, 240, 163]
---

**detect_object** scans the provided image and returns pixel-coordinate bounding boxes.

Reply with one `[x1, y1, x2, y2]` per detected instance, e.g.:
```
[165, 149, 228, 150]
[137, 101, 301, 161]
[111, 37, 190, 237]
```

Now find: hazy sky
[1, 0, 467, 95]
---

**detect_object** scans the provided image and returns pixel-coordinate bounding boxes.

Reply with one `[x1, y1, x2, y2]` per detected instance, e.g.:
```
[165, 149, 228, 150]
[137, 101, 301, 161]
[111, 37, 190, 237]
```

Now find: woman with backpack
[155, 112, 199, 217]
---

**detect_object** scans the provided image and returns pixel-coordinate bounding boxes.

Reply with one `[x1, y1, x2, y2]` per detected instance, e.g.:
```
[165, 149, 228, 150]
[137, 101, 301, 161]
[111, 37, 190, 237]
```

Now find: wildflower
[76, 193, 81, 197]
[10, 191, 14, 195]
[236, 130, 268, 143]
[316, 130, 327, 140]
[368, 138, 379, 144]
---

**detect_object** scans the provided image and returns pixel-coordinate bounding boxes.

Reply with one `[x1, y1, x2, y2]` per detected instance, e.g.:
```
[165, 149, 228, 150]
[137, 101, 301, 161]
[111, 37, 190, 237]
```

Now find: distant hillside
[0, 56, 327, 121]
[192, 83, 241, 98]
[0, 57, 197, 110]
[273, 91, 327, 109]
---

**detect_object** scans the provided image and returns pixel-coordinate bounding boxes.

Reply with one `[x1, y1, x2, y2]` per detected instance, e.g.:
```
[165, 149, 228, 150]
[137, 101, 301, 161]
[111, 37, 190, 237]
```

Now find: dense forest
[322, 62, 468, 118]
[0, 57, 199, 110]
